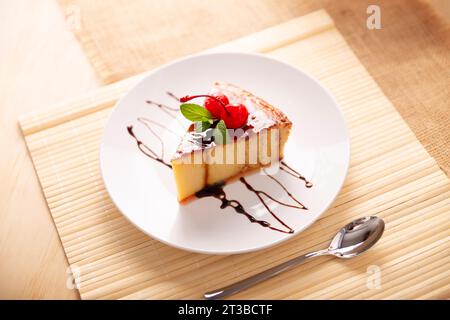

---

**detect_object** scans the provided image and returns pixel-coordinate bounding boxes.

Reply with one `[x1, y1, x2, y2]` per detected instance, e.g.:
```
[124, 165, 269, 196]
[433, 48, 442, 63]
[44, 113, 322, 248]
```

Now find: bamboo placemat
[20, 10, 450, 299]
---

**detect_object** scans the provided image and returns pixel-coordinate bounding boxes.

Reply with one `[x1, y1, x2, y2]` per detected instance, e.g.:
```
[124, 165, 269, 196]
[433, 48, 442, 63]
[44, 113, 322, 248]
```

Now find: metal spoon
[204, 216, 385, 300]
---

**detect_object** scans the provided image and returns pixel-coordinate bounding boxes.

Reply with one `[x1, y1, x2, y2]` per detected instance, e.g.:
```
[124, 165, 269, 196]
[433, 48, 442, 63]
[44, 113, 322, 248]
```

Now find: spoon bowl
[328, 216, 385, 258]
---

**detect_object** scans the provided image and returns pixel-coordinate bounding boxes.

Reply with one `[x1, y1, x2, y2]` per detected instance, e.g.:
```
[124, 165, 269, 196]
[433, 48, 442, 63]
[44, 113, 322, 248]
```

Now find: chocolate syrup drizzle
[145, 100, 179, 117]
[138, 117, 182, 140]
[239, 177, 295, 233]
[195, 182, 293, 234]
[146, 92, 189, 131]
[262, 170, 308, 210]
[280, 160, 313, 188]
[166, 91, 180, 102]
[146, 97, 187, 131]
[127, 125, 172, 169]
[127, 95, 313, 234]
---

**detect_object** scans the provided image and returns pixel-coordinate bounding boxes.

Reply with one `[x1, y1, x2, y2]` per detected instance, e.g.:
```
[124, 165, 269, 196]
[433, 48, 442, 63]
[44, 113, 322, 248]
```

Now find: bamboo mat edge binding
[19, 10, 450, 300]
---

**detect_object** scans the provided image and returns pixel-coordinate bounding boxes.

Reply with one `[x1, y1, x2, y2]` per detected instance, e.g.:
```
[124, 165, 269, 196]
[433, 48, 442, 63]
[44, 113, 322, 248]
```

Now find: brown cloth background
[59, 0, 450, 174]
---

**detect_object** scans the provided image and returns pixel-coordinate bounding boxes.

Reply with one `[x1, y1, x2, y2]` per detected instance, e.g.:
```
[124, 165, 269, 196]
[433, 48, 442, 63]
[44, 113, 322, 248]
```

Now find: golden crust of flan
[170, 82, 292, 201]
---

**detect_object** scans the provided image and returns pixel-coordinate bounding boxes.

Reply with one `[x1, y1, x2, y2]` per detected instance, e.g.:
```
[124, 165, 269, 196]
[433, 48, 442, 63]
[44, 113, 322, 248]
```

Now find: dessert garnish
[179, 94, 249, 130]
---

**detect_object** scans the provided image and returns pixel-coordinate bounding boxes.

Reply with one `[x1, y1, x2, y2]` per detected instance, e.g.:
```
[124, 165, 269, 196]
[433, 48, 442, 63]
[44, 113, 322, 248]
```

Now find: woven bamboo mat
[20, 10, 449, 299]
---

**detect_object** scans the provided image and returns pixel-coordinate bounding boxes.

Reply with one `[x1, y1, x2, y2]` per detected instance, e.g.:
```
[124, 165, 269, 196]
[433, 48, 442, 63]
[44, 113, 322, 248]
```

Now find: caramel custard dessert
[171, 81, 292, 201]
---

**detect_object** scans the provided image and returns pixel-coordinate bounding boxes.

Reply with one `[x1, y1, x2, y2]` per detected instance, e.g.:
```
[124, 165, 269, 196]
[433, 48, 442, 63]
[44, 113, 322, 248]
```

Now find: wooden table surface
[0, 0, 448, 299]
[0, 0, 99, 299]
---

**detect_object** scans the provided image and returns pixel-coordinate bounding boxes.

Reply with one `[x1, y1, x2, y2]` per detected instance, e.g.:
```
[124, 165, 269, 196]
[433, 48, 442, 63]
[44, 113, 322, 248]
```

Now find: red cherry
[180, 93, 249, 129]
[204, 93, 229, 119]
[220, 104, 249, 129]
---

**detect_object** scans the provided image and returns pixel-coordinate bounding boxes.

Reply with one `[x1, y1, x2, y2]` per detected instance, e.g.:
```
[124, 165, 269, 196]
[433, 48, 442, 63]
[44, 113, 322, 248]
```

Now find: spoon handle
[204, 249, 328, 300]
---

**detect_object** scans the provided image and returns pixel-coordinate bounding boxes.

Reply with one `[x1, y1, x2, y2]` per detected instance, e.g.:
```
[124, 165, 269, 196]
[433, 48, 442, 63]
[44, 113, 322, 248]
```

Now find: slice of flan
[171, 81, 292, 201]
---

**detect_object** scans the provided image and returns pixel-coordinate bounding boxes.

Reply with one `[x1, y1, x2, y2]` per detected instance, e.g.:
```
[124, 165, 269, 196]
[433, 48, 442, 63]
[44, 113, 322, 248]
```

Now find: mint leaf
[180, 103, 213, 122]
[195, 121, 211, 132]
[213, 120, 230, 144]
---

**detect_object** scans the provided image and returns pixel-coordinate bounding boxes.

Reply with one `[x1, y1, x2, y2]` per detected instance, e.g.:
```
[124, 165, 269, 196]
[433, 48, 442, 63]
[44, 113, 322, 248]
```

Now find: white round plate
[100, 52, 349, 254]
